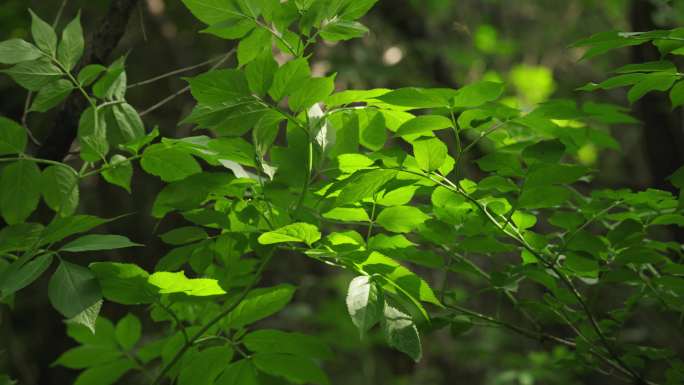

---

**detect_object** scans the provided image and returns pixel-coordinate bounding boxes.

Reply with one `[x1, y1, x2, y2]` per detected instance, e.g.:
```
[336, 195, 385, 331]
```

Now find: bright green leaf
[258, 222, 321, 246]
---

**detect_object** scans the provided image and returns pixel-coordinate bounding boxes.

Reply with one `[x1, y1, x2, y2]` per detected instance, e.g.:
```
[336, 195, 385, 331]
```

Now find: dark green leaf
[243, 329, 333, 358]
[0, 254, 53, 297]
[41, 165, 79, 216]
[141, 144, 202, 182]
[89, 262, 157, 305]
[253, 353, 330, 385]
[48, 260, 102, 318]
[61, 234, 142, 252]
[0, 160, 42, 224]
[29, 79, 74, 112]
[0, 116, 27, 155]
[225, 284, 296, 328]
[382, 305, 421, 362]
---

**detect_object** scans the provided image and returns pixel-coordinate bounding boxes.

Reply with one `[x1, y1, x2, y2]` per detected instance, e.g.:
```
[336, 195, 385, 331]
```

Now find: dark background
[1, 0, 683, 384]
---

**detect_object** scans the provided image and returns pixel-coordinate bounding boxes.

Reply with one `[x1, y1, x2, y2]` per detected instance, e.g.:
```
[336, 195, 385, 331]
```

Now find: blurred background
[1, 0, 684, 384]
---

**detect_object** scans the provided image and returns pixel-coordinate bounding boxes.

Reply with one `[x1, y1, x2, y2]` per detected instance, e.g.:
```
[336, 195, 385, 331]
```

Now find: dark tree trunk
[629, 0, 684, 192]
[36, 0, 140, 162]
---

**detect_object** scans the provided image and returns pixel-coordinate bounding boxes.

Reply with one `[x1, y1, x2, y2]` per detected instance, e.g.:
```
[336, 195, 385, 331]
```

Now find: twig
[139, 49, 235, 117]
[150, 253, 272, 385]
[127, 55, 225, 89]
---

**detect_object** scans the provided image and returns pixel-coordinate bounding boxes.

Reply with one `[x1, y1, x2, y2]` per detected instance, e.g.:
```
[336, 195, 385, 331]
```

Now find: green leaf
[187, 69, 250, 104]
[269, 58, 311, 101]
[524, 164, 587, 188]
[356, 251, 441, 307]
[519, 186, 572, 209]
[141, 143, 202, 182]
[29, 79, 74, 112]
[243, 329, 333, 358]
[320, 20, 369, 41]
[48, 260, 103, 318]
[451, 81, 504, 108]
[670, 80, 684, 108]
[322, 207, 370, 222]
[215, 359, 259, 385]
[201, 17, 256, 40]
[2, 59, 62, 91]
[382, 304, 421, 362]
[225, 284, 296, 328]
[110, 103, 145, 145]
[376, 206, 430, 233]
[0, 39, 43, 64]
[160, 226, 208, 245]
[245, 49, 278, 97]
[396, 115, 452, 137]
[179, 346, 233, 385]
[412, 137, 447, 172]
[0, 254, 53, 297]
[346, 275, 384, 335]
[72, 358, 134, 385]
[0, 160, 42, 224]
[115, 314, 141, 350]
[67, 300, 102, 334]
[522, 139, 565, 165]
[377, 87, 450, 109]
[238, 27, 271, 67]
[336, 169, 397, 205]
[102, 155, 133, 193]
[258, 222, 321, 246]
[61, 234, 142, 252]
[54, 344, 122, 369]
[356, 108, 387, 151]
[289, 75, 336, 112]
[148, 271, 226, 296]
[340, 0, 379, 19]
[92, 57, 127, 100]
[253, 353, 330, 385]
[89, 262, 157, 305]
[41, 165, 79, 216]
[57, 12, 84, 71]
[78, 107, 109, 162]
[77, 64, 106, 86]
[181, 0, 246, 25]
[0, 116, 27, 155]
[29, 9, 57, 54]
[42, 215, 111, 245]
[628, 73, 676, 104]
[614, 60, 676, 74]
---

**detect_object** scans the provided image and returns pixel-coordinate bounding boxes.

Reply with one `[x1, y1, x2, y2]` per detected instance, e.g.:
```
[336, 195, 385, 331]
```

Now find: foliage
[1, 1, 683, 385]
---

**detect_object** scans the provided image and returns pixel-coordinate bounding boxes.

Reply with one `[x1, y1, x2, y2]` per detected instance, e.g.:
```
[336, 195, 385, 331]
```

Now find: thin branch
[139, 49, 235, 117]
[127, 55, 225, 89]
